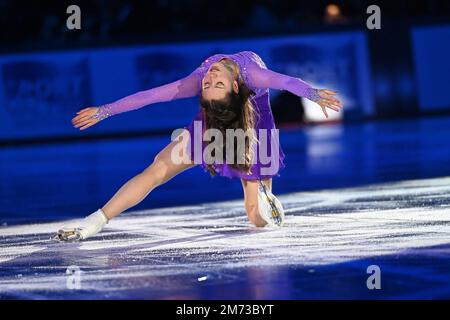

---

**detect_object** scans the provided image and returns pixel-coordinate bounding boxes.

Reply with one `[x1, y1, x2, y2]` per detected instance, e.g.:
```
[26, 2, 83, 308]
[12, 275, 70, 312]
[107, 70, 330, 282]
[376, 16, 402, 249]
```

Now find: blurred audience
[0, 0, 449, 50]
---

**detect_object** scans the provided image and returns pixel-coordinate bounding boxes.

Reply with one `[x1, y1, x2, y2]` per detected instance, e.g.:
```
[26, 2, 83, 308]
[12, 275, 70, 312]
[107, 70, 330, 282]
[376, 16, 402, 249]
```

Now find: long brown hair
[199, 58, 259, 177]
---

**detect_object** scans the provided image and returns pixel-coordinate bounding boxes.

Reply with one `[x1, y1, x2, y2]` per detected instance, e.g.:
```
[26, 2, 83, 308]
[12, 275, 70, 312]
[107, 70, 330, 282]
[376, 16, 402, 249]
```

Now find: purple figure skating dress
[94, 51, 320, 181]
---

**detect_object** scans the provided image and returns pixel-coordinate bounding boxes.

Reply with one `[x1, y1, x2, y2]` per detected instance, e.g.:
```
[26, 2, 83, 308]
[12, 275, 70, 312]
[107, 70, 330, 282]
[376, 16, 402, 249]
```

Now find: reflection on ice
[0, 176, 449, 299]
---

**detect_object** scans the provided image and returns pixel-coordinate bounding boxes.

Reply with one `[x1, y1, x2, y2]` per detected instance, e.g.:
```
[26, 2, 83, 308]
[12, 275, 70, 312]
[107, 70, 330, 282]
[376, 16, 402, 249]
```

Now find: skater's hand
[315, 89, 343, 119]
[72, 107, 100, 131]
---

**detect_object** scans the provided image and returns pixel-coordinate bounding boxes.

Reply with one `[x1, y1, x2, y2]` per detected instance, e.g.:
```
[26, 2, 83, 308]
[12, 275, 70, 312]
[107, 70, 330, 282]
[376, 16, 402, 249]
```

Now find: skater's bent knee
[142, 159, 168, 186]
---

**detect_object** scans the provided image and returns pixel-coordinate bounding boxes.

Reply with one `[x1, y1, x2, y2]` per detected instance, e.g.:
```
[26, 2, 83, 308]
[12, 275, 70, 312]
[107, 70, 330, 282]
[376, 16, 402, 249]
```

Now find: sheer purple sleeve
[246, 60, 320, 102]
[92, 69, 202, 120]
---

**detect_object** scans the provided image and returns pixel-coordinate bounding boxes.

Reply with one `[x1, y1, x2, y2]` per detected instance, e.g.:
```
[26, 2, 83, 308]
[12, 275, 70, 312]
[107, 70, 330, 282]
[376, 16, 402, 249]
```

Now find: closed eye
[204, 81, 225, 89]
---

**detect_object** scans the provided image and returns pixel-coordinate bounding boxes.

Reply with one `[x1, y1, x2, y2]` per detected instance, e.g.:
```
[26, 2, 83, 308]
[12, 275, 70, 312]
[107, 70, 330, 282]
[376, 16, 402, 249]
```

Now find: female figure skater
[55, 51, 341, 241]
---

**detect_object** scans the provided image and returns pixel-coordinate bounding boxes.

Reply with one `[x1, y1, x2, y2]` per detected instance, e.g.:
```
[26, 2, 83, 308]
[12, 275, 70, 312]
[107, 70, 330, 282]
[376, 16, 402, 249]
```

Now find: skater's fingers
[76, 107, 93, 114]
[318, 99, 330, 108]
[326, 97, 341, 106]
[322, 89, 337, 95]
[327, 102, 342, 111]
[72, 113, 93, 124]
[73, 114, 93, 124]
[80, 120, 97, 130]
[74, 119, 96, 129]
[323, 100, 341, 112]
[321, 106, 328, 118]
[319, 98, 342, 112]
[321, 98, 341, 108]
[74, 108, 97, 118]
[320, 93, 341, 106]
[326, 104, 340, 112]
[73, 119, 91, 128]
[73, 108, 97, 122]
[318, 89, 332, 98]
[72, 113, 88, 124]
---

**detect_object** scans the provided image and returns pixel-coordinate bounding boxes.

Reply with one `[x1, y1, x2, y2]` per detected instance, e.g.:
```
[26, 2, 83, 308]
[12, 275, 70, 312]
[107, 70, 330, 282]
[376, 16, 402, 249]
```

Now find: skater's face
[201, 61, 239, 101]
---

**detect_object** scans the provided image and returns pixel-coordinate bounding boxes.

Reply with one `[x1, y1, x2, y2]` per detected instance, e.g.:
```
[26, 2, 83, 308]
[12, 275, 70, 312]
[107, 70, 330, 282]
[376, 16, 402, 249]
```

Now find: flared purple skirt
[183, 93, 286, 180]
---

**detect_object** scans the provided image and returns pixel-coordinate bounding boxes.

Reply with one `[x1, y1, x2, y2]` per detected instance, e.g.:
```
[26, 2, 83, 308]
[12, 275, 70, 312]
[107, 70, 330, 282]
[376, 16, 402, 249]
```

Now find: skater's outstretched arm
[72, 69, 203, 130]
[246, 61, 343, 118]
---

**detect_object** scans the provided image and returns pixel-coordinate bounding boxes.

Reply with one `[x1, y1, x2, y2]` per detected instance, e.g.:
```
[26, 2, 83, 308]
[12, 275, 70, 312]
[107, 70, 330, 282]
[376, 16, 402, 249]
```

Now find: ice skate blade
[258, 183, 284, 227]
[52, 228, 82, 242]
[269, 205, 283, 227]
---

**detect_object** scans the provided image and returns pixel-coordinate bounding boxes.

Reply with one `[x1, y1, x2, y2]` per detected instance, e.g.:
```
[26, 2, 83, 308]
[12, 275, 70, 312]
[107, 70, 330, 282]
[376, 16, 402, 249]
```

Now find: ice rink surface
[1, 176, 449, 299]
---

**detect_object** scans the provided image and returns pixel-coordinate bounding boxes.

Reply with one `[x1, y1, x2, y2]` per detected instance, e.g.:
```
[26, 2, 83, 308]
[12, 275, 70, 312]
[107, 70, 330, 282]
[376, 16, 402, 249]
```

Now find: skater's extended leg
[55, 130, 196, 241]
[102, 130, 196, 219]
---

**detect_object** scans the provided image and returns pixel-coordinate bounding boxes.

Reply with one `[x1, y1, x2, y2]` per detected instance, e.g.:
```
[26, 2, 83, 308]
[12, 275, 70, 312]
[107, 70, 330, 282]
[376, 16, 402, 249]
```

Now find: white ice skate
[53, 209, 109, 242]
[257, 180, 285, 227]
